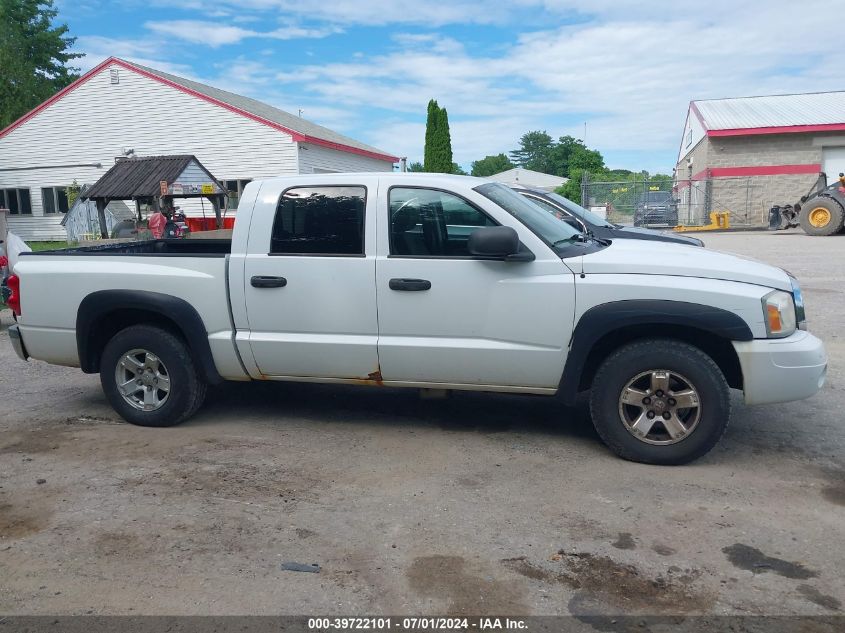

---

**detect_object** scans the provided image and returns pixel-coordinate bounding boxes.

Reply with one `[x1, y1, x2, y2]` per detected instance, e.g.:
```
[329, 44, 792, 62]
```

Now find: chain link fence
[582, 175, 808, 227]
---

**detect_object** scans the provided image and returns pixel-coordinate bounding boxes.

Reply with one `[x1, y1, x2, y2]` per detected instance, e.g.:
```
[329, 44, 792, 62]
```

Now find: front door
[243, 183, 379, 378]
[375, 185, 575, 390]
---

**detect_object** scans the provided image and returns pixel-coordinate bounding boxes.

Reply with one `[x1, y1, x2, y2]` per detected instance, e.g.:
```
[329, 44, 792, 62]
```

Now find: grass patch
[27, 240, 72, 252]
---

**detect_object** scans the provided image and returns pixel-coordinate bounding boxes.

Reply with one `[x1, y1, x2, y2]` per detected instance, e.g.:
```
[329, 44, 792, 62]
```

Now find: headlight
[789, 275, 807, 330]
[762, 290, 796, 338]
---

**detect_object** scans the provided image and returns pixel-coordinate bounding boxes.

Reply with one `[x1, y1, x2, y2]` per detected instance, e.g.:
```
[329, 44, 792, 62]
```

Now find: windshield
[644, 191, 672, 205]
[543, 191, 615, 227]
[474, 182, 582, 247]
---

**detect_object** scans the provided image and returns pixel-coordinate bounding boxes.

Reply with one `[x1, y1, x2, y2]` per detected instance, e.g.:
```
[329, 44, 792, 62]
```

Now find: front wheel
[799, 197, 845, 236]
[589, 339, 731, 465]
[100, 324, 207, 427]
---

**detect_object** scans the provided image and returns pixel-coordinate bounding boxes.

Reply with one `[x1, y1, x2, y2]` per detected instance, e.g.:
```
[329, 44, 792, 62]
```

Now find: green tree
[428, 105, 454, 172]
[422, 100, 454, 173]
[0, 0, 82, 128]
[552, 135, 605, 176]
[423, 99, 441, 172]
[556, 170, 584, 204]
[406, 161, 424, 172]
[66, 179, 80, 207]
[471, 153, 513, 177]
[509, 131, 555, 173]
[450, 162, 467, 175]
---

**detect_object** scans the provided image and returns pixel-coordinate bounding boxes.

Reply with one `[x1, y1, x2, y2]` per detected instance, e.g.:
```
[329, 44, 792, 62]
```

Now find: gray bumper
[732, 331, 827, 406]
[8, 324, 29, 361]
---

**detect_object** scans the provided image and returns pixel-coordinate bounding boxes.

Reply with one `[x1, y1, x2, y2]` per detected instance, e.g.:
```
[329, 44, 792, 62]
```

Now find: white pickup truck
[6, 173, 828, 464]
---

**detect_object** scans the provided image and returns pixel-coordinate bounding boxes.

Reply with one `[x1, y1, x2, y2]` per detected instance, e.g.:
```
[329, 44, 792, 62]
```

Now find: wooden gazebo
[82, 155, 226, 238]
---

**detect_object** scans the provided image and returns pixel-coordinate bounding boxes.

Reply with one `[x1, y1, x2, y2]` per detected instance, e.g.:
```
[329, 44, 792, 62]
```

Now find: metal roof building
[691, 91, 845, 135]
[486, 167, 568, 191]
[675, 91, 845, 226]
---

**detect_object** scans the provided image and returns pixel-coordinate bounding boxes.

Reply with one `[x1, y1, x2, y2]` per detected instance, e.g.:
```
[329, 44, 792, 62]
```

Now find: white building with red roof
[0, 57, 398, 240]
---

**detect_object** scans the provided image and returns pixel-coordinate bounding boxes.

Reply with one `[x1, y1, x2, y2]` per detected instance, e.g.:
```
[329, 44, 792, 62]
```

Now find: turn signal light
[766, 303, 782, 333]
[7, 274, 21, 316]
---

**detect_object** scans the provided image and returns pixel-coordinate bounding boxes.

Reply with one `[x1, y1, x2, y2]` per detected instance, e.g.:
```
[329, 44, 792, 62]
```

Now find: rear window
[271, 186, 366, 255]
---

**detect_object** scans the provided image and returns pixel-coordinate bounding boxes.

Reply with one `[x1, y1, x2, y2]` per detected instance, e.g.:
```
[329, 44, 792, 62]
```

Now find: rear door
[242, 179, 379, 378]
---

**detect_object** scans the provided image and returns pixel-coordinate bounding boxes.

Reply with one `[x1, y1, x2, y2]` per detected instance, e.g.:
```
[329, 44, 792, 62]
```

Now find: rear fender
[76, 290, 223, 384]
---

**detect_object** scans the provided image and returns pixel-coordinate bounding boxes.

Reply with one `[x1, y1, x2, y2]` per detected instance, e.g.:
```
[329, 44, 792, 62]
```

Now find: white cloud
[144, 20, 340, 47]
[73, 36, 199, 77]
[268, 0, 842, 168]
[195, 0, 515, 26]
[75, 0, 844, 171]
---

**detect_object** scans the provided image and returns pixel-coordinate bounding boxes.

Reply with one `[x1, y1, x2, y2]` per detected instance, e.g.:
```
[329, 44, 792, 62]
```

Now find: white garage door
[822, 146, 845, 180]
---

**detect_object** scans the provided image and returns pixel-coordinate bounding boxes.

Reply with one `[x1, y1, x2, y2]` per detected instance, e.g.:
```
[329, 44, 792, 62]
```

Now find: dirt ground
[1, 229, 843, 617]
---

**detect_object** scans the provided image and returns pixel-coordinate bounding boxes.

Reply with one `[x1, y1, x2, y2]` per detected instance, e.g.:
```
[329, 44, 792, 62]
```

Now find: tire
[588, 339, 730, 465]
[100, 324, 207, 427]
[800, 197, 845, 236]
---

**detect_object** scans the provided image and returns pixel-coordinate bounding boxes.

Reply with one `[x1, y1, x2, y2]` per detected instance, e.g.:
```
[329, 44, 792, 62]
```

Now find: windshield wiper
[553, 233, 590, 246]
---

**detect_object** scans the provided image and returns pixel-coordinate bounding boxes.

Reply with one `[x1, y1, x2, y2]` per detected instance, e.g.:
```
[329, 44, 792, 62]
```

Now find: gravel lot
[1, 229, 843, 618]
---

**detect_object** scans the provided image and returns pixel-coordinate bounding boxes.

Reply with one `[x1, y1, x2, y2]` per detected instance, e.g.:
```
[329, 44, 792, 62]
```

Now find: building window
[42, 187, 69, 214]
[0, 188, 32, 215]
[224, 179, 252, 209]
[271, 186, 366, 255]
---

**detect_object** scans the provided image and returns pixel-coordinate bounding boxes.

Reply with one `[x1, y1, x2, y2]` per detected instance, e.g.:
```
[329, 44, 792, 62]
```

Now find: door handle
[251, 275, 287, 288]
[389, 278, 431, 291]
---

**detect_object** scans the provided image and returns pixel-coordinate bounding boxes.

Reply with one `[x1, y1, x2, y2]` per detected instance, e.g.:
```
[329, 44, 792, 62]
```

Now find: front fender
[558, 300, 752, 403]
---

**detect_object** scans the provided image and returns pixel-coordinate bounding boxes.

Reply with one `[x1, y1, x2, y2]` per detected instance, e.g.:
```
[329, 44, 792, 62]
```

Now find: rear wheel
[589, 339, 731, 465]
[800, 197, 844, 236]
[100, 324, 207, 427]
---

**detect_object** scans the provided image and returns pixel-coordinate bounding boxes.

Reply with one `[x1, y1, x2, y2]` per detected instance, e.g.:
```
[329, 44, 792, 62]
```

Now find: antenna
[298, 109, 304, 117]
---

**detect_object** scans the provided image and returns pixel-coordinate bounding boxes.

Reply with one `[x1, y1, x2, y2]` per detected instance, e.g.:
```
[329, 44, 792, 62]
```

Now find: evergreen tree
[432, 106, 454, 172]
[509, 131, 555, 173]
[422, 100, 454, 173]
[0, 0, 82, 128]
[423, 99, 441, 172]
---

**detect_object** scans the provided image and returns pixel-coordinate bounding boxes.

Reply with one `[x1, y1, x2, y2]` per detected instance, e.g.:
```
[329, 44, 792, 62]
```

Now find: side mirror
[468, 226, 534, 261]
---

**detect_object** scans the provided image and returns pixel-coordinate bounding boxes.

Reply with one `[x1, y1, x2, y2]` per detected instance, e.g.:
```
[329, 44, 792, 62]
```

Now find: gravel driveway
[1, 229, 843, 618]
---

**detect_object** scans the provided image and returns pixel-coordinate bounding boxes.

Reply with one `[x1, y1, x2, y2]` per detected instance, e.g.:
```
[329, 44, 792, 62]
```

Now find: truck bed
[23, 239, 231, 257]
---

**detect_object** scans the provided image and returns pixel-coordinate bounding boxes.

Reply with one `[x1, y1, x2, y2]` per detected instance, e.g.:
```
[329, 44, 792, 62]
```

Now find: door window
[389, 187, 496, 257]
[271, 186, 366, 255]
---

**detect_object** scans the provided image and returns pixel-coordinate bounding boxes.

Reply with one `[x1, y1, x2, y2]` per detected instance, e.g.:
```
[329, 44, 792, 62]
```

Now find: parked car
[511, 185, 702, 247]
[6, 173, 826, 464]
[634, 190, 679, 228]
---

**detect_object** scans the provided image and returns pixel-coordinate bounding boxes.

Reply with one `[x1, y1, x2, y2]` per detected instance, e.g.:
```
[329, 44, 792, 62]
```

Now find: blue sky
[59, 0, 836, 174]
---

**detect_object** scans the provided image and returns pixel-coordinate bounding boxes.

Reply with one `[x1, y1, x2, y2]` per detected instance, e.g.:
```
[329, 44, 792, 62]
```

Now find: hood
[614, 225, 703, 246]
[581, 238, 791, 291]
